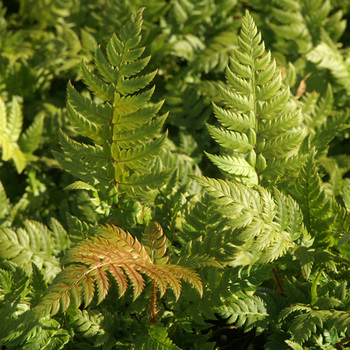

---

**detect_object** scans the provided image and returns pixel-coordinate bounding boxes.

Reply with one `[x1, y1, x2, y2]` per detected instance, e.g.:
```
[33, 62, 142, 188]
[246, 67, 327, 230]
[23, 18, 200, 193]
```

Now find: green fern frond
[0, 96, 43, 173]
[288, 310, 329, 344]
[35, 224, 203, 318]
[135, 323, 181, 350]
[205, 152, 258, 185]
[326, 310, 350, 333]
[0, 220, 67, 279]
[270, 1, 311, 55]
[0, 262, 29, 301]
[195, 176, 302, 265]
[270, 0, 346, 58]
[29, 263, 47, 306]
[294, 150, 335, 241]
[182, 194, 237, 262]
[205, 10, 303, 186]
[307, 41, 350, 94]
[56, 8, 169, 203]
[191, 30, 237, 73]
[0, 181, 10, 225]
[217, 295, 268, 332]
[298, 85, 349, 157]
[20, 318, 70, 350]
[68, 309, 116, 348]
[300, 86, 334, 132]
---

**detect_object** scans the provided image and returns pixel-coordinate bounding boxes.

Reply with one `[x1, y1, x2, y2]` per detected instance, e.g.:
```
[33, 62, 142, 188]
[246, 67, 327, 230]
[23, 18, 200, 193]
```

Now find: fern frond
[182, 194, 234, 262]
[20, 318, 70, 350]
[66, 82, 111, 123]
[205, 152, 258, 185]
[135, 323, 181, 350]
[193, 30, 237, 73]
[18, 115, 44, 155]
[0, 181, 10, 225]
[326, 310, 350, 333]
[56, 9, 169, 203]
[0, 261, 30, 302]
[217, 295, 268, 332]
[195, 176, 301, 264]
[288, 310, 329, 344]
[205, 11, 303, 186]
[68, 309, 116, 347]
[29, 263, 47, 305]
[307, 42, 350, 94]
[35, 224, 203, 317]
[0, 220, 66, 279]
[294, 149, 334, 239]
[0, 96, 43, 173]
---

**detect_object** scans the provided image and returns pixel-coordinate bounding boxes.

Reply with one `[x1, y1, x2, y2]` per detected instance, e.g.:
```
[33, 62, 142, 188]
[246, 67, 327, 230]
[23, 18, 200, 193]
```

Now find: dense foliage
[1, 1, 350, 349]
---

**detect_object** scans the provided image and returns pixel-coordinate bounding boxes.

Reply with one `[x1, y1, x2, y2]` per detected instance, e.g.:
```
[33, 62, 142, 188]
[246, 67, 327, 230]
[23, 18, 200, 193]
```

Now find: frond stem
[149, 280, 159, 324]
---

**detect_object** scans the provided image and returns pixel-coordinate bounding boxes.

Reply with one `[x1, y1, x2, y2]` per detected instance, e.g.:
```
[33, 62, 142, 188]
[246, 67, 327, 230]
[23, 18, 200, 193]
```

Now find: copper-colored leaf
[35, 223, 214, 317]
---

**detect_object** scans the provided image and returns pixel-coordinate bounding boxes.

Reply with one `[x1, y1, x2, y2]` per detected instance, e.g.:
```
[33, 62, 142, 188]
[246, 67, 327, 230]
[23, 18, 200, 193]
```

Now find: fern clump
[55, 8, 169, 210]
[1, 3, 350, 350]
[194, 10, 350, 350]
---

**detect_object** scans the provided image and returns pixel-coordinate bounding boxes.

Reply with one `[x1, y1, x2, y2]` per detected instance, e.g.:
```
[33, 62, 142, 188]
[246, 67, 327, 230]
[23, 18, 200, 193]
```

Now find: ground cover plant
[0, 0, 350, 349]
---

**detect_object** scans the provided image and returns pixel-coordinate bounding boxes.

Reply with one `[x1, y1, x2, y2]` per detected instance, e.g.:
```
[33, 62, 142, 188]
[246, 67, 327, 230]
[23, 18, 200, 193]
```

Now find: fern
[0, 218, 68, 279]
[194, 11, 350, 348]
[217, 295, 268, 332]
[67, 309, 116, 349]
[135, 323, 181, 350]
[0, 181, 10, 226]
[204, 10, 304, 186]
[195, 176, 302, 265]
[181, 194, 235, 263]
[269, 0, 346, 56]
[307, 41, 350, 94]
[294, 149, 335, 244]
[1, 3, 350, 350]
[0, 96, 43, 173]
[35, 223, 203, 318]
[55, 8, 169, 205]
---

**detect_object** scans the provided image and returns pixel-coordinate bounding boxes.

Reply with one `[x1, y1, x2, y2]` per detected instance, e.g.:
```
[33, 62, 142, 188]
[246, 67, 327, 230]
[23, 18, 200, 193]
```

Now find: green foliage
[0, 218, 68, 279]
[205, 11, 304, 186]
[55, 8, 169, 209]
[0, 2, 350, 349]
[0, 96, 43, 173]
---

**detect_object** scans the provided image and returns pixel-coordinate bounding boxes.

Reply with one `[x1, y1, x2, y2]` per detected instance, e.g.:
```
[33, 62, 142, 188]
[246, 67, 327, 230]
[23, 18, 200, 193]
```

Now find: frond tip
[35, 223, 204, 318]
[205, 10, 303, 185]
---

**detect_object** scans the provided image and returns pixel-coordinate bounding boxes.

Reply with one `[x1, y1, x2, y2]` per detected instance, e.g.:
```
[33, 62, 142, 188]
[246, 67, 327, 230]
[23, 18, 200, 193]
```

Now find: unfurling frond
[205, 10, 303, 186]
[55, 8, 169, 203]
[35, 223, 203, 317]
